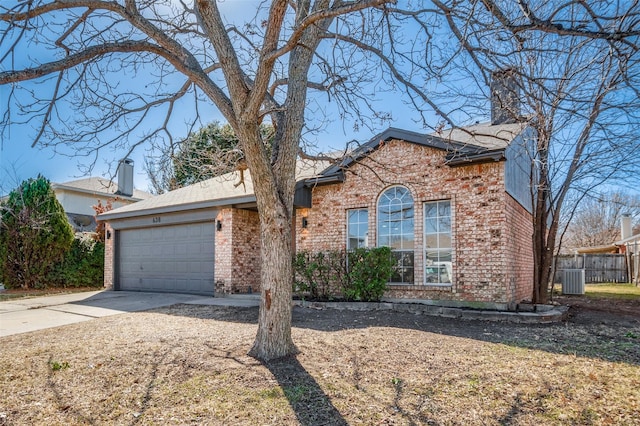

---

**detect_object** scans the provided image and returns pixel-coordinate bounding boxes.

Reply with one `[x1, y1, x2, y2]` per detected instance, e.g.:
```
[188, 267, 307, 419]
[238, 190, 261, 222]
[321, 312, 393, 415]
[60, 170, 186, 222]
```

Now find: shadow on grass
[155, 303, 640, 366]
[264, 355, 348, 426]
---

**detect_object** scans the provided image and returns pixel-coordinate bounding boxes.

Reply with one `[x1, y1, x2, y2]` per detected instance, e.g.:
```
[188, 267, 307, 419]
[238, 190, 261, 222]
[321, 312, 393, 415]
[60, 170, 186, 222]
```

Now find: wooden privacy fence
[554, 254, 628, 284]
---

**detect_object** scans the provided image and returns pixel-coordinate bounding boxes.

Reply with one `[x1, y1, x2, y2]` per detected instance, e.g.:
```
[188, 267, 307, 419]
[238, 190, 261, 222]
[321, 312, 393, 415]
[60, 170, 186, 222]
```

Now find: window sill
[387, 283, 453, 291]
[422, 284, 453, 290]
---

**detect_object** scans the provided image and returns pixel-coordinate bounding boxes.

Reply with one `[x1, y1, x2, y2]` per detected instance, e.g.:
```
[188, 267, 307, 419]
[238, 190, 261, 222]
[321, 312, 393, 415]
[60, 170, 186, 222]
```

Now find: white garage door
[118, 222, 215, 295]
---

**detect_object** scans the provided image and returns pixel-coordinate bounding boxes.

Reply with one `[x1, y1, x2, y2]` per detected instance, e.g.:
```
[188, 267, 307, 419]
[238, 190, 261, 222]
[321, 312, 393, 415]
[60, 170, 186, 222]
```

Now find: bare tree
[0, 0, 453, 360]
[433, 0, 640, 303]
[145, 122, 274, 194]
[3, 1, 639, 357]
[561, 191, 640, 253]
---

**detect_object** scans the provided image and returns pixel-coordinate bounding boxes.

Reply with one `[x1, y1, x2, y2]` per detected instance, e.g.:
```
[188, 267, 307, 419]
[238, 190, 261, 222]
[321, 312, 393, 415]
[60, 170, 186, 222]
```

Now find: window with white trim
[377, 186, 414, 284]
[424, 200, 452, 285]
[347, 209, 368, 249]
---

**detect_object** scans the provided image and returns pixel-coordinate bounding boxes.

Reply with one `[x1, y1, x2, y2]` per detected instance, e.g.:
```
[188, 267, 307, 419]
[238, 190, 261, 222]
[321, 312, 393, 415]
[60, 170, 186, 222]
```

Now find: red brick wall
[296, 139, 534, 307]
[214, 209, 233, 293]
[214, 208, 261, 294]
[104, 223, 114, 289]
[100, 138, 534, 306]
[504, 194, 534, 303]
[230, 209, 261, 293]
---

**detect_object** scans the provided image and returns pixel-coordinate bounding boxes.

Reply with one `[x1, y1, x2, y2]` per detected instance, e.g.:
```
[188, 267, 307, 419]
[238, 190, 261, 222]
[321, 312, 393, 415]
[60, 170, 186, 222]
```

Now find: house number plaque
[152, 216, 161, 223]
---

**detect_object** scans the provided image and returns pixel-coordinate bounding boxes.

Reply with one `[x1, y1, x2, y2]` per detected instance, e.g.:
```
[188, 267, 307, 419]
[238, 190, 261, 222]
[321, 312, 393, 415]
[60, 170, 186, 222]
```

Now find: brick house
[100, 121, 536, 310]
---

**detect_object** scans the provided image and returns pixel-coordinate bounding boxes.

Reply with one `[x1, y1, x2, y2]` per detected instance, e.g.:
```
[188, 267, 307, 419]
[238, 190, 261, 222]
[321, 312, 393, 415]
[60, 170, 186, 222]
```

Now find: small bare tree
[561, 191, 640, 253]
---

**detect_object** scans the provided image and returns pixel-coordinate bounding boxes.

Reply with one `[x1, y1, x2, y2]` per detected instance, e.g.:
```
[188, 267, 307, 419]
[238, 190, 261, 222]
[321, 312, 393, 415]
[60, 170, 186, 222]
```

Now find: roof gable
[315, 122, 527, 181]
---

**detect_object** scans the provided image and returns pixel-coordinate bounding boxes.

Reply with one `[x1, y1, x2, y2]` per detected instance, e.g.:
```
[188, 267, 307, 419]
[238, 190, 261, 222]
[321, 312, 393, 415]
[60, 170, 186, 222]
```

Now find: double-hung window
[347, 209, 368, 249]
[424, 200, 452, 284]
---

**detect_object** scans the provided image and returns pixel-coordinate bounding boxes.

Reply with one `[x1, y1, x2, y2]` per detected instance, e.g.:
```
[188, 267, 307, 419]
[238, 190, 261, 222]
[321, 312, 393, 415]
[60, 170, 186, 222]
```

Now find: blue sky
[0, 86, 435, 194]
[0, 1, 473, 195]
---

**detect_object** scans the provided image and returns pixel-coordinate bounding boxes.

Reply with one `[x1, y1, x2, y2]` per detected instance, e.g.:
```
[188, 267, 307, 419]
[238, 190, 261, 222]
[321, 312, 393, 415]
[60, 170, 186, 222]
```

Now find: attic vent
[562, 269, 585, 295]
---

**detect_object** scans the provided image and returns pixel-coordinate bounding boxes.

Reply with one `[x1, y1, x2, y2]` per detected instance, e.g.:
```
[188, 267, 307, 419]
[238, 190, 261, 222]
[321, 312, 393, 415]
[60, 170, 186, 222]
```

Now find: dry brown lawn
[1, 302, 639, 425]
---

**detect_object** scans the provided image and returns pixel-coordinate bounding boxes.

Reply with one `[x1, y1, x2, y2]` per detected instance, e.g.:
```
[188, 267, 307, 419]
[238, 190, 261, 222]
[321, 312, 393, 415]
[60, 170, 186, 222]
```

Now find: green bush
[293, 250, 346, 300]
[293, 251, 317, 296]
[50, 236, 105, 288]
[0, 176, 74, 289]
[293, 247, 392, 302]
[344, 247, 393, 302]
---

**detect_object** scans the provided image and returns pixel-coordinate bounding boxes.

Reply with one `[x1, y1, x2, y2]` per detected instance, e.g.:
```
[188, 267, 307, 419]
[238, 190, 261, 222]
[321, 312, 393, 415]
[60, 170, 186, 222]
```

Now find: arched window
[377, 186, 414, 284]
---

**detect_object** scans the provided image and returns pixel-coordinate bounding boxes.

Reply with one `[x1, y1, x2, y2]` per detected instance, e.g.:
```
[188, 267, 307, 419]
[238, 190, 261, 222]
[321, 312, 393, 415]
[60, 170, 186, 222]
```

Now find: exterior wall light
[216, 220, 222, 231]
[302, 217, 308, 228]
[106, 230, 112, 240]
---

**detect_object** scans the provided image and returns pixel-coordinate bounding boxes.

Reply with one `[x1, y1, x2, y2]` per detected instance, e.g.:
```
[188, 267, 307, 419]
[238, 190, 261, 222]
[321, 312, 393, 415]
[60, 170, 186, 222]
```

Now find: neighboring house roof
[100, 159, 331, 220]
[52, 177, 152, 201]
[433, 121, 526, 150]
[101, 122, 528, 221]
[573, 233, 640, 254]
[574, 244, 619, 254]
[615, 233, 640, 246]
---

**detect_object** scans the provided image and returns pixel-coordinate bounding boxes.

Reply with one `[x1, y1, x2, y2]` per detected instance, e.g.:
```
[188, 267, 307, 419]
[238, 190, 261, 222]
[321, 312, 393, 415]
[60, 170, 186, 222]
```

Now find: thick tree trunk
[532, 165, 553, 304]
[238, 117, 298, 361]
[532, 222, 552, 304]
[248, 197, 297, 360]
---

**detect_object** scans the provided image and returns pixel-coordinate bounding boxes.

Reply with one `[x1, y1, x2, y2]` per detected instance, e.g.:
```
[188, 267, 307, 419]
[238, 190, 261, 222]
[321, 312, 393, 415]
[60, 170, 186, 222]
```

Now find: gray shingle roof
[100, 158, 331, 220]
[100, 122, 527, 221]
[431, 121, 526, 150]
[52, 177, 152, 200]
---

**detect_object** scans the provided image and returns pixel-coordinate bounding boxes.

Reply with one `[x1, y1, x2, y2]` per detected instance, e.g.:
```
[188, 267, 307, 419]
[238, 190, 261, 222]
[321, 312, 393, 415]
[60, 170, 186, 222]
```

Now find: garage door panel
[202, 262, 214, 274]
[118, 222, 215, 295]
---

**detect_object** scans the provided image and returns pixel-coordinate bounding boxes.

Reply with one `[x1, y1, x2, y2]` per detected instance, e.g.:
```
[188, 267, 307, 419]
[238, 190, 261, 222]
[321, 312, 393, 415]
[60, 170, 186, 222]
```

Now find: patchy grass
[1, 304, 639, 425]
[584, 283, 640, 300]
[0, 286, 98, 302]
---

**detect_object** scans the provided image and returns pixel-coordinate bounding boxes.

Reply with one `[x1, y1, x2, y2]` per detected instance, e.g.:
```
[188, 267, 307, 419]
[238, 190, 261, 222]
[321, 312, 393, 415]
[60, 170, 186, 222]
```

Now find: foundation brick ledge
[292, 300, 570, 324]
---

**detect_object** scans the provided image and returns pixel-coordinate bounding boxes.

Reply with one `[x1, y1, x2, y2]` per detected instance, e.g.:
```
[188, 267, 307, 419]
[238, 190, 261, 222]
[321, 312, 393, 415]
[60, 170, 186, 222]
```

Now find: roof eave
[52, 183, 145, 201]
[99, 195, 257, 221]
[317, 126, 513, 177]
[303, 170, 345, 187]
[445, 149, 506, 166]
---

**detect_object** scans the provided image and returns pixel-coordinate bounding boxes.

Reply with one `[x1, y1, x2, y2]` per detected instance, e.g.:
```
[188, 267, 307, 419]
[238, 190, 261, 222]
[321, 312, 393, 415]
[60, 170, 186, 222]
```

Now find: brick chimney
[116, 158, 134, 197]
[491, 69, 520, 125]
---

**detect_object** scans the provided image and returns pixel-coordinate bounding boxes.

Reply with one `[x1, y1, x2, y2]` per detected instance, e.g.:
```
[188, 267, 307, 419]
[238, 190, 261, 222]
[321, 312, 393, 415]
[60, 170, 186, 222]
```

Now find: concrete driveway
[0, 290, 260, 337]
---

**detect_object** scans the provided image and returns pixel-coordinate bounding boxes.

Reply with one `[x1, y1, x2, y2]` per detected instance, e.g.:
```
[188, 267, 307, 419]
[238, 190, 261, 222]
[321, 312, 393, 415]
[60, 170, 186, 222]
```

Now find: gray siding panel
[504, 127, 536, 213]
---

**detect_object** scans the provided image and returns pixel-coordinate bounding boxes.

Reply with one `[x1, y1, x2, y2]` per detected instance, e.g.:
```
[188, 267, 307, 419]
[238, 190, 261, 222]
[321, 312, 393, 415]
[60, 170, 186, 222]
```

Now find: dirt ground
[0, 296, 638, 425]
[554, 293, 640, 322]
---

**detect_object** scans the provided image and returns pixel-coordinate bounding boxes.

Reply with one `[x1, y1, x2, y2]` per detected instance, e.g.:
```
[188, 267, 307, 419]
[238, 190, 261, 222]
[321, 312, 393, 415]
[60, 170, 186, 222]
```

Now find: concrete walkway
[0, 290, 259, 337]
